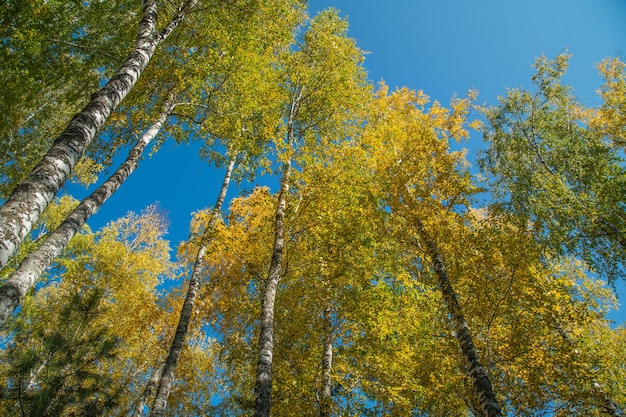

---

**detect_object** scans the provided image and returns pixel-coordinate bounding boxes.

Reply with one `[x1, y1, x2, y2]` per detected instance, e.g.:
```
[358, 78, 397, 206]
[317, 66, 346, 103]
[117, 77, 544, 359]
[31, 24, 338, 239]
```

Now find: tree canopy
[0, 2, 624, 416]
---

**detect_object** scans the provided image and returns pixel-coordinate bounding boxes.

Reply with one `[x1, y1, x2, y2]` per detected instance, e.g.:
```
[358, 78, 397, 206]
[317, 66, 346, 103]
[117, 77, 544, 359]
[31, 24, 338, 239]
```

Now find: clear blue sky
[75, 0, 626, 322]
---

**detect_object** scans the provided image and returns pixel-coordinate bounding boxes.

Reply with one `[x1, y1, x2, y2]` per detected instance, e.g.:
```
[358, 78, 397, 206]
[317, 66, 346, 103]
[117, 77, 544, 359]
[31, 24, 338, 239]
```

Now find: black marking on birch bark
[0, 97, 174, 325]
[0, 0, 187, 269]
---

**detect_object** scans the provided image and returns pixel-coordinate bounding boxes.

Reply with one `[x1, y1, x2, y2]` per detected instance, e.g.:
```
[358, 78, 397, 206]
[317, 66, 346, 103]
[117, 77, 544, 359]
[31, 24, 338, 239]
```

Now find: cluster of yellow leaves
[587, 57, 626, 148]
[0, 202, 220, 416]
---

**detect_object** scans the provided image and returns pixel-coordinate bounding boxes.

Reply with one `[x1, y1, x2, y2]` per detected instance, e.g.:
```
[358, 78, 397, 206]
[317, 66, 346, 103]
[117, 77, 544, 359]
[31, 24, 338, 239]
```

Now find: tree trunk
[149, 156, 236, 417]
[253, 159, 291, 417]
[131, 364, 164, 417]
[319, 306, 333, 417]
[414, 219, 502, 417]
[0, 97, 175, 325]
[253, 86, 301, 417]
[0, 0, 197, 269]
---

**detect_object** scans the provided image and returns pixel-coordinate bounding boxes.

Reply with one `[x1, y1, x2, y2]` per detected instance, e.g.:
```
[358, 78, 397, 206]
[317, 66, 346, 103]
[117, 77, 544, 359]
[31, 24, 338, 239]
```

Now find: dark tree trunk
[414, 219, 503, 417]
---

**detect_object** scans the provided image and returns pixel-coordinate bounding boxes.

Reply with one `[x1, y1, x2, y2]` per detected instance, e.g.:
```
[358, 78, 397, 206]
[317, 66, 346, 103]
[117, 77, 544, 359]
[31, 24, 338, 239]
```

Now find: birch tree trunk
[0, 0, 197, 269]
[414, 219, 503, 417]
[0, 97, 175, 325]
[319, 306, 333, 417]
[131, 364, 164, 417]
[253, 88, 302, 416]
[149, 156, 236, 417]
[253, 157, 291, 417]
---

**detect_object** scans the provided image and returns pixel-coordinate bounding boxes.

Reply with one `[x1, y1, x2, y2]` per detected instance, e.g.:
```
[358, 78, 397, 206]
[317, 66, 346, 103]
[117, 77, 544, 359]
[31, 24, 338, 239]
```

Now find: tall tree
[0, 94, 176, 325]
[180, 187, 275, 415]
[480, 53, 626, 283]
[253, 9, 370, 416]
[0, 0, 198, 269]
[149, 156, 235, 417]
[364, 85, 503, 416]
[147, 2, 306, 414]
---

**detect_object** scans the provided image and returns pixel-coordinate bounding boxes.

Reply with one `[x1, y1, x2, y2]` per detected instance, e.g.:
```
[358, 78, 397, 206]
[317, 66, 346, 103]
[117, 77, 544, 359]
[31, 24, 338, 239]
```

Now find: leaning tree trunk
[414, 219, 503, 417]
[131, 364, 164, 417]
[0, 96, 175, 325]
[319, 305, 333, 417]
[149, 156, 236, 417]
[0, 0, 197, 269]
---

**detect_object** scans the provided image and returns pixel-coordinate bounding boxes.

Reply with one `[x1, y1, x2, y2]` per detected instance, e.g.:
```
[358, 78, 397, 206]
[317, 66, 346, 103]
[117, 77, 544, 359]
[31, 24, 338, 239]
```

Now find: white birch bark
[253, 89, 301, 417]
[131, 364, 164, 417]
[0, 97, 175, 325]
[319, 306, 333, 417]
[414, 219, 503, 417]
[253, 159, 291, 417]
[0, 0, 197, 269]
[149, 157, 236, 417]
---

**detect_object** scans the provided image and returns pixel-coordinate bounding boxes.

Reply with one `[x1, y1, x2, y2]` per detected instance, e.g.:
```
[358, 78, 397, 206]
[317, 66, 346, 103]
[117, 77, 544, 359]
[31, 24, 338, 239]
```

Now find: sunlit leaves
[588, 57, 626, 148]
[0, 206, 201, 416]
[3, 2, 626, 414]
[480, 53, 626, 283]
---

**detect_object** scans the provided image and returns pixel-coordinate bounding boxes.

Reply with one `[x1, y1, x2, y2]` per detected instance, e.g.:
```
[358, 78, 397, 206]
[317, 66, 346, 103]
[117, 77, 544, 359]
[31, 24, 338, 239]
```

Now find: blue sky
[74, 0, 626, 322]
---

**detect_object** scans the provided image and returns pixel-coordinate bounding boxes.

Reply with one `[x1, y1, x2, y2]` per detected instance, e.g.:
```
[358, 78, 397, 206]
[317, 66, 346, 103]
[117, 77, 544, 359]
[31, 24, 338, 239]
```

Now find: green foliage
[2, 2, 626, 415]
[0, 205, 219, 416]
[0, 0, 137, 196]
[1, 288, 121, 417]
[480, 53, 626, 283]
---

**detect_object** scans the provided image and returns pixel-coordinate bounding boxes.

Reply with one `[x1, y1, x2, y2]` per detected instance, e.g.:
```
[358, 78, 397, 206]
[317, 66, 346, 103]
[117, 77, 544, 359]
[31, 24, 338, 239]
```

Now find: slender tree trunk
[0, 0, 197, 269]
[149, 157, 236, 417]
[131, 364, 164, 417]
[319, 306, 333, 417]
[253, 85, 302, 417]
[253, 159, 291, 417]
[0, 97, 175, 325]
[414, 219, 502, 417]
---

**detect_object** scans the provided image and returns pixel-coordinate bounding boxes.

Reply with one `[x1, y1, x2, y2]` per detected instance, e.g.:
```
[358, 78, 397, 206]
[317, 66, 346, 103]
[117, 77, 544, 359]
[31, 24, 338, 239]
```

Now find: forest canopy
[0, 1, 625, 416]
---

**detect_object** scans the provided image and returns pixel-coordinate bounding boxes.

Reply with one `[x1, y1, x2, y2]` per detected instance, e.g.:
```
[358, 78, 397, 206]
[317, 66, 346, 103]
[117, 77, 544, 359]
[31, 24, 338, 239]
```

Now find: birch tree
[0, 95, 176, 325]
[253, 10, 370, 416]
[480, 53, 626, 283]
[147, 2, 305, 414]
[149, 157, 235, 417]
[364, 86, 503, 416]
[0, 0, 198, 269]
